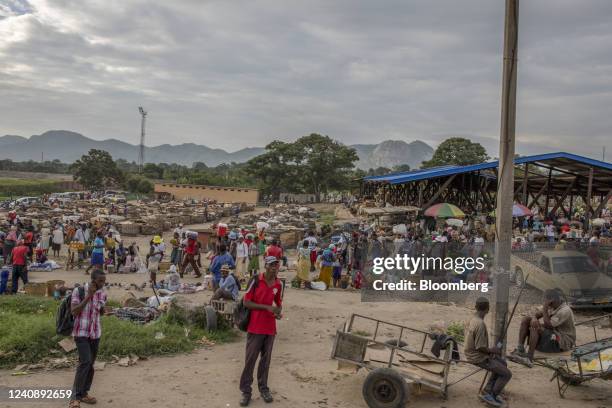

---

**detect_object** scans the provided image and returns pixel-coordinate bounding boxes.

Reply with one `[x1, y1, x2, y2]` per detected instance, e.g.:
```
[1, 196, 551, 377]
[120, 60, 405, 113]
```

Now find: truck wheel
[205, 306, 218, 331]
[362, 368, 408, 408]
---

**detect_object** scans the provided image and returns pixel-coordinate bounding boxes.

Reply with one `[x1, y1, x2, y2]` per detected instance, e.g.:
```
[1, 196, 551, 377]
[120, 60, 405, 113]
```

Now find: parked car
[10, 196, 40, 209]
[511, 250, 612, 309]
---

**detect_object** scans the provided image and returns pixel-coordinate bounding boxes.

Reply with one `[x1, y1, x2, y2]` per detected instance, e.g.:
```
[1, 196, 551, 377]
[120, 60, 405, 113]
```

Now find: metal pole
[138, 107, 147, 173]
[493, 0, 519, 352]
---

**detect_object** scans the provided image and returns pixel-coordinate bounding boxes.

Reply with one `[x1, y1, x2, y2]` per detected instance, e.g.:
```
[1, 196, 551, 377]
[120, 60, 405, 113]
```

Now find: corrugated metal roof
[364, 152, 612, 185]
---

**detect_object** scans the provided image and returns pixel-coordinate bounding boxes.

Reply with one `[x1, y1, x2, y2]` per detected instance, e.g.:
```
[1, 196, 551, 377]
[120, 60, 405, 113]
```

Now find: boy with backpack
[63, 269, 112, 408]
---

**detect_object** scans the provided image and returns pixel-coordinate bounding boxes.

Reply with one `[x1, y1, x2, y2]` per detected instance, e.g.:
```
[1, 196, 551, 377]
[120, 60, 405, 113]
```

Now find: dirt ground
[1, 207, 611, 408]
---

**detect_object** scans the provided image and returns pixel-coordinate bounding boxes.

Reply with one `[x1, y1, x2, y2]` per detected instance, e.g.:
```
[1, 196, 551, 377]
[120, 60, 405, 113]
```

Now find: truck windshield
[552, 257, 598, 274]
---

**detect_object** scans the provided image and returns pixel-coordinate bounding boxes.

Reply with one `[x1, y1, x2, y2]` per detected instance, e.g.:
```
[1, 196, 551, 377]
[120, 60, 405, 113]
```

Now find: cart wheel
[385, 339, 408, 348]
[204, 306, 218, 331]
[362, 368, 408, 408]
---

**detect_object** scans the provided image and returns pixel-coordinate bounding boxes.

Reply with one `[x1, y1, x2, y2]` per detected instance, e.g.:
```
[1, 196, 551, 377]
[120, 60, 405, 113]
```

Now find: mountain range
[0, 130, 433, 170]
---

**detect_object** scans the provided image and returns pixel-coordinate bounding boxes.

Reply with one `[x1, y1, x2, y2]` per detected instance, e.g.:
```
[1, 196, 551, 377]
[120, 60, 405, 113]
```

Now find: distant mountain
[0, 130, 433, 170]
[352, 140, 434, 170]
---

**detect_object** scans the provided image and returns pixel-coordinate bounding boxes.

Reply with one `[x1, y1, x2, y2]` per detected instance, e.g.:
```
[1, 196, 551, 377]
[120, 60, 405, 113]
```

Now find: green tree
[366, 167, 392, 176]
[245, 141, 302, 199]
[392, 164, 411, 173]
[294, 133, 358, 201]
[71, 149, 124, 191]
[421, 137, 489, 168]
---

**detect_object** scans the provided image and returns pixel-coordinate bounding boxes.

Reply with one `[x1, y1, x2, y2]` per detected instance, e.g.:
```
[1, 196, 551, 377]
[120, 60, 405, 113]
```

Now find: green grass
[0, 177, 62, 196]
[0, 295, 235, 368]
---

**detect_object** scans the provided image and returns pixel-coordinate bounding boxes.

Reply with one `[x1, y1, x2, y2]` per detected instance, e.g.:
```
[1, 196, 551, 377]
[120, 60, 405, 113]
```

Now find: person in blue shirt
[209, 244, 235, 289]
[86, 231, 105, 275]
[212, 264, 239, 301]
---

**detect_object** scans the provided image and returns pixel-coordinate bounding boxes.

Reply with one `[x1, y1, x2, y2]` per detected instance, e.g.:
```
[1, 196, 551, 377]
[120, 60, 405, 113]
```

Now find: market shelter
[154, 183, 259, 205]
[360, 152, 612, 220]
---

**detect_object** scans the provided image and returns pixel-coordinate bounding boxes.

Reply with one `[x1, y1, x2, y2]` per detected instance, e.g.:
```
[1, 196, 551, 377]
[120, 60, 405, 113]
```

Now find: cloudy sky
[1, 0, 611, 158]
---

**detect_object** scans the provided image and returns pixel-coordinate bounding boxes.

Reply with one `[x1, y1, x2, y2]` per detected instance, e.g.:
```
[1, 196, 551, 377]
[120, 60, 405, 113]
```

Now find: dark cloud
[0, 0, 610, 159]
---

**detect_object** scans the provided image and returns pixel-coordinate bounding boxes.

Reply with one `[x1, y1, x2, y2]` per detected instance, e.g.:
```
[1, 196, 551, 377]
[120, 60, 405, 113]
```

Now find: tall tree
[294, 133, 358, 201]
[245, 141, 302, 199]
[71, 149, 124, 191]
[421, 137, 489, 168]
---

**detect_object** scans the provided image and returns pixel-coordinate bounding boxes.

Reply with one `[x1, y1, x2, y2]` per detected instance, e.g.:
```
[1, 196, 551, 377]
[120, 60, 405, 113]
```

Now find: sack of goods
[392, 224, 407, 236]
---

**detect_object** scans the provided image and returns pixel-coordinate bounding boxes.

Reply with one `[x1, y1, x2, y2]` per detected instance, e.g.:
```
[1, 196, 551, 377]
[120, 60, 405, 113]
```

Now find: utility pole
[138, 106, 147, 173]
[493, 0, 519, 352]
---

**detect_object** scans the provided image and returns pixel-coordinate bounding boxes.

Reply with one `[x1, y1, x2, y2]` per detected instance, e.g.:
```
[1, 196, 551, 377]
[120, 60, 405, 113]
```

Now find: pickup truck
[511, 250, 612, 309]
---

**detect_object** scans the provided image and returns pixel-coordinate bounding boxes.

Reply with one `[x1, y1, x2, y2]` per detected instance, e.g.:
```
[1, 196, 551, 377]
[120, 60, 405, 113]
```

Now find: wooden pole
[522, 163, 529, 205]
[586, 167, 594, 228]
[493, 0, 519, 352]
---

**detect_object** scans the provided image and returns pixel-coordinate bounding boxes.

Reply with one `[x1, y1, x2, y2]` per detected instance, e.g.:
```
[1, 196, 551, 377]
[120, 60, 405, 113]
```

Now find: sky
[0, 0, 611, 158]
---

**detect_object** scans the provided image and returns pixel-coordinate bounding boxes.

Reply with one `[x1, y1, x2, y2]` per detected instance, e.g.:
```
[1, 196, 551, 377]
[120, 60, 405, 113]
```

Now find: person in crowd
[318, 244, 335, 288]
[4, 225, 19, 264]
[52, 224, 64, 258]
[209, 244, 235, 289]
[511, 289, 576, 366]
[149, 235, 165, 284]
[235, 235, 249, 281]
[180, 232, 201, 278]
[212, 264, 240, 301]
[10, 240, 29, 293]
[104, 232, 116, 268]
[69, 269, 112, 408]
[305, 231, 318, 271]
[170, 232, 180, 266]
[115, 241, 127, 269]
[40, 222, 51, 255]
[85, 231, 105, 275]
[248, 236, 261, 276]
[296, 240, 311, 288]
[239, 256, 283, 406]
[465, 297, 512, 407]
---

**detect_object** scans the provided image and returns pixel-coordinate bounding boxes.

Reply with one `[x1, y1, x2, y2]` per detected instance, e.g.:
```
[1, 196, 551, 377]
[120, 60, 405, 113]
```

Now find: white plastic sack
[147, 295, 173, 308]
[256, 221, 270, 231]
[392, 224, 407, 235]
[310, 281, 327, 291]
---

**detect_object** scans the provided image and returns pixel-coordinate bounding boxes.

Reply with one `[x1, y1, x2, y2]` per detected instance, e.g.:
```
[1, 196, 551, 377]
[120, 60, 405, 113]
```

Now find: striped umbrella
[424, 203, 465, 218]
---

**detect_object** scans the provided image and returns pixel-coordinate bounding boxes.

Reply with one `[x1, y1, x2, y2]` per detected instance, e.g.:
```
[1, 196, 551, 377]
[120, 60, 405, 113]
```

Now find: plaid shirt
[71, 283, 106, 339]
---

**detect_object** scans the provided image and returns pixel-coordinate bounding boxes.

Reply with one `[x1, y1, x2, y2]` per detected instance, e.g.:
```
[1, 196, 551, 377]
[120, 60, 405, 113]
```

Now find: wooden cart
[331, 313, 458, 408]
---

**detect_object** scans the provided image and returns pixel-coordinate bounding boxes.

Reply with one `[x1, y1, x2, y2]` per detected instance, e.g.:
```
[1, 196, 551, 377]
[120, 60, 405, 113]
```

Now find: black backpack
[56, 286, 85, 336]
[234, 275, 259, 332]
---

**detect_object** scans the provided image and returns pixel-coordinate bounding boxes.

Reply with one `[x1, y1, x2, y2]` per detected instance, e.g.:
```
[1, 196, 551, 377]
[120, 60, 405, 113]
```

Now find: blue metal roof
[364, 152, 612, 185]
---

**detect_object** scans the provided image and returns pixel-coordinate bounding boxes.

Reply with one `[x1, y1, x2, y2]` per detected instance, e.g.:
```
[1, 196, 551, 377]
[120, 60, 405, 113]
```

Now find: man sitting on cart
[465, 297, 512, 407]
[511, 289, 576, 366]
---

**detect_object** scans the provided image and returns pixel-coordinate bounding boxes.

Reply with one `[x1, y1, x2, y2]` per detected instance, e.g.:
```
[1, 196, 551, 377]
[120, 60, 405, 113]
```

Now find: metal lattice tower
[138, 106, 147, 173]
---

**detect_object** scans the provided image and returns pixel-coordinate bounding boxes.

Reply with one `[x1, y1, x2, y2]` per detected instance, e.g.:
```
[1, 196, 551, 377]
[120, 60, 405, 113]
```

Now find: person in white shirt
[235, 235, 249, 281]
[52, 225, 64, 257]
[174, 224, 184, 237]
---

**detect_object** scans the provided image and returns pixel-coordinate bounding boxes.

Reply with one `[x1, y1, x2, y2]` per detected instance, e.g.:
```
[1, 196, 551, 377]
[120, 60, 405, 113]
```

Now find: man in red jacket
[180, 234, 201, 278]
[11, 240, 29, 293]
[239, 256, 282, 406]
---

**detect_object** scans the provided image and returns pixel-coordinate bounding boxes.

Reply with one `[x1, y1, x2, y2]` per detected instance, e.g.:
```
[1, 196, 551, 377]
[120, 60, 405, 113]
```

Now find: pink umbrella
[512, 204, 533, 217]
